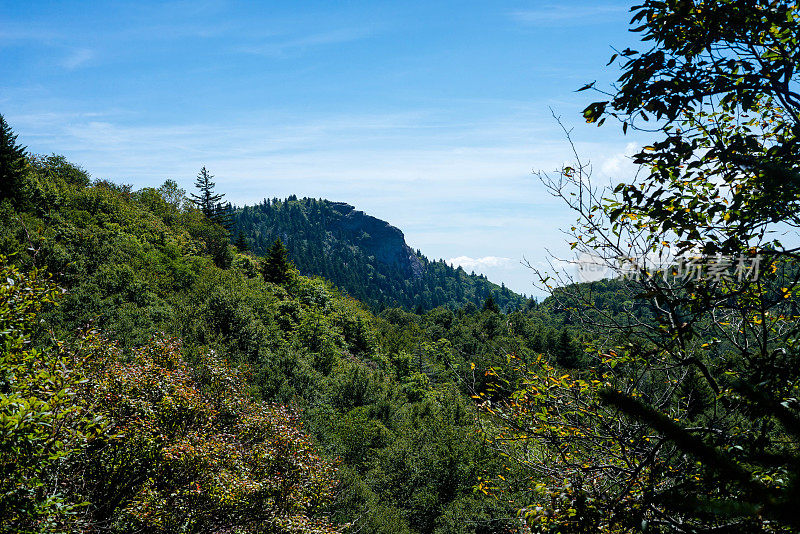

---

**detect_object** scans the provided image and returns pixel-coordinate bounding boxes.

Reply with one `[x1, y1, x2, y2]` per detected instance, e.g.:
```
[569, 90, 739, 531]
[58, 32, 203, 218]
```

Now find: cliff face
[328, 202, 424, 278]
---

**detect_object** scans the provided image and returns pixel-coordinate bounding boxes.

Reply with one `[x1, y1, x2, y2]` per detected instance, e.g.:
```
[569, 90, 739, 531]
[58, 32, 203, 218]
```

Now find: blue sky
[1, 1, 647, 296]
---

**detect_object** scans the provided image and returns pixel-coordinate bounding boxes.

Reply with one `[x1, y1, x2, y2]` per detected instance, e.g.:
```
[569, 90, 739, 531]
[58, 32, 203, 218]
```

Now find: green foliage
[0, 259, 341, 533]
[30, 153, 92, 190]
[156, 179, 186, 210]
[0, 261, 105, 533]
[78, 335, 342, 534]
[234, 231, 250, 252]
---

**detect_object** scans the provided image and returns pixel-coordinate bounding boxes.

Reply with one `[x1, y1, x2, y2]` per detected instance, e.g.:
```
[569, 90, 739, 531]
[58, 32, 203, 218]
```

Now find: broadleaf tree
[479, 1, 800, 532]
[0, 259, 106, 533]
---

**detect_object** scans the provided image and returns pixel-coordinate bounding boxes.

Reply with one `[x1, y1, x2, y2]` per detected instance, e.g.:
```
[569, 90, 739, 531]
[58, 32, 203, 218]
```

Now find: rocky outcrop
[328, 202, 424, 278]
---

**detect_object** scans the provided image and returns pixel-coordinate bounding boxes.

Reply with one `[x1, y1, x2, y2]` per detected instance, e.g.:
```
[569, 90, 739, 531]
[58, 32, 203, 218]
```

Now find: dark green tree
[190, 167, 226, 222]
[0, 114, 27, 203]
[216, 201, 234, 230]
[482, 295, 499, 313]
[261, 238, 292, 285]
[554, 328, 581, 369]
[233, 231, 249, 252]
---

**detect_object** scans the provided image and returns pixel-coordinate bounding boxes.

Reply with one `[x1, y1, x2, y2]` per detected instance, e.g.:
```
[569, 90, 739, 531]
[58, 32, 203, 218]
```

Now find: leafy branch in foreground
[0, 259, 105, 533]
[478, 1, 800, 532]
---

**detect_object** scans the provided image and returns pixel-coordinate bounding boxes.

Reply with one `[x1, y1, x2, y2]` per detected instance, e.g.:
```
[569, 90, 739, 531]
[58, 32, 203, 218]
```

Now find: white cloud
[446, 256, 513, 270]
[599, 141, 639, 180]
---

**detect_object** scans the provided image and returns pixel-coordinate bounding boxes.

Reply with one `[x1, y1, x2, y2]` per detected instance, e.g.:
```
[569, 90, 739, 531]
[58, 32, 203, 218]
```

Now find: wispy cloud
[61, 48, 94, 70]
[510, 3, 628, 26]
[236, 27, 372, 58]
[0, 24, 60, 43]
[0, 23, 95, 70]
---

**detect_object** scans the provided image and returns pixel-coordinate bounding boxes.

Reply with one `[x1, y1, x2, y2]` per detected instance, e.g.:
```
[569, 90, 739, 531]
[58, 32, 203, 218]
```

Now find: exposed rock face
[328, 202, 424, 278]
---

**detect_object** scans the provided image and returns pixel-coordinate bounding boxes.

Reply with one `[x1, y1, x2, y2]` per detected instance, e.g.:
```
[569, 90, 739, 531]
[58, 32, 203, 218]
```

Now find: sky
[0, 0, 648, 296]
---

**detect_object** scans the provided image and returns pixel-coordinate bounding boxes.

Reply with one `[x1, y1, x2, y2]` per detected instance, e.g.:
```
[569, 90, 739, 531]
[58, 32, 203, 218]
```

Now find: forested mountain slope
[233, 197, 527, 312]
[1, 150, 548, 533]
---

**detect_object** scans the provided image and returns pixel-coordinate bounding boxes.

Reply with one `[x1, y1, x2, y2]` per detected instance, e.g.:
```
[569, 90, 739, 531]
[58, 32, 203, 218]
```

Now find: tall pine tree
[0, 114, 27, 203]
[190, 167, 226, 223]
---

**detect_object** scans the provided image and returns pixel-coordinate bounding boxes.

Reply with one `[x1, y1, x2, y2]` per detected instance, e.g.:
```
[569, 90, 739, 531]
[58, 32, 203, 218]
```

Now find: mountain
[233, 196, 528, 311]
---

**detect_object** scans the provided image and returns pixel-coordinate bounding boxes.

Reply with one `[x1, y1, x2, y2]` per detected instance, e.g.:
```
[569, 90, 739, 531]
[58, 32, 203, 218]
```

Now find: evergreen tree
[554, 329, 580, 368]
[482, 295, 500, 313]
[190, 167, 224, 221]
[0, 114, 27, 203]
[234, 231, 249, 252]
[261, 238, 292, 284]
[215, 201, 234, 230]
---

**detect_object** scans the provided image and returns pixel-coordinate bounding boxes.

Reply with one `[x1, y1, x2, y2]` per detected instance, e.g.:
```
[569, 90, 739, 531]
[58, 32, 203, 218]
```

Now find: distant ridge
[233, 197, 527, 311]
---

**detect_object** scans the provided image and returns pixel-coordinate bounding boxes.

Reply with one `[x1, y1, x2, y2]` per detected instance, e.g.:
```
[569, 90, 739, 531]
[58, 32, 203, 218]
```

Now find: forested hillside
[233, 197, 527, 312]
[0, 140, 584, 533]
